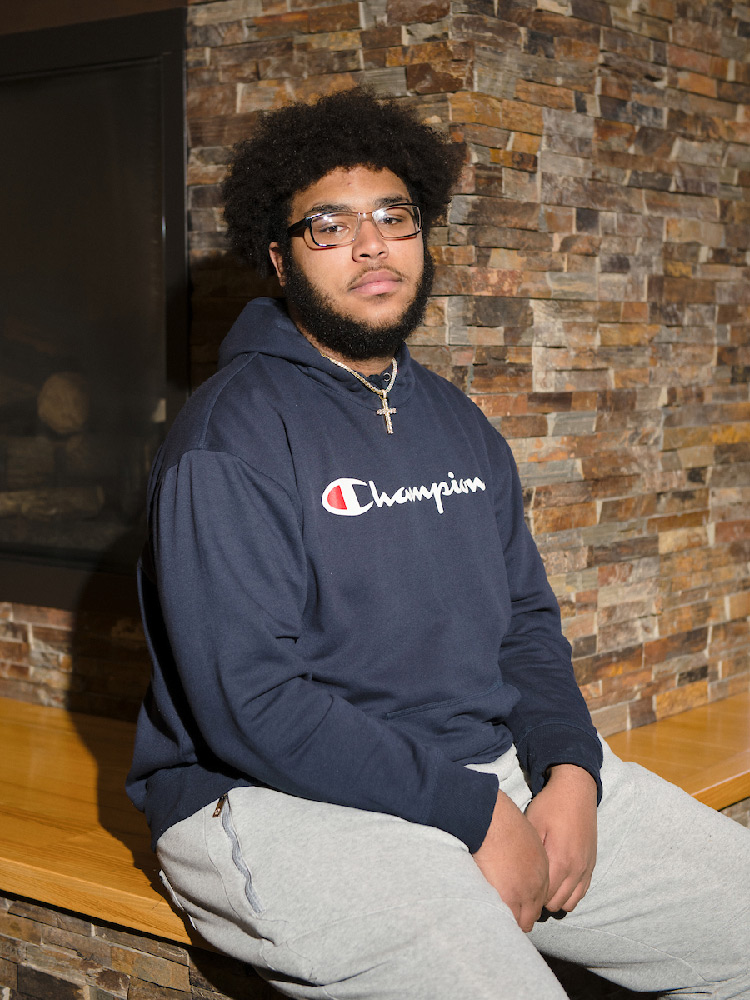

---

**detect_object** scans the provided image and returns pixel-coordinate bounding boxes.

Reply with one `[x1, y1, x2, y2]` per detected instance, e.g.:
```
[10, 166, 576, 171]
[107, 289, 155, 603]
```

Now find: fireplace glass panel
[0, 15, 185, 588]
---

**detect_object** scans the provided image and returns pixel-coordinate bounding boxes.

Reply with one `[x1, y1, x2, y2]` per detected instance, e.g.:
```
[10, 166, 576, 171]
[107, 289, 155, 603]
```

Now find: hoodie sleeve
[490, 435, 603, 801]
[147, 447, 499, 852]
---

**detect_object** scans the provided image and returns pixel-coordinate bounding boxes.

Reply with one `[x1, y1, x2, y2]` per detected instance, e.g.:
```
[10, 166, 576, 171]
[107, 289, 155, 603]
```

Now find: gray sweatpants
[157, 739, 750, 998]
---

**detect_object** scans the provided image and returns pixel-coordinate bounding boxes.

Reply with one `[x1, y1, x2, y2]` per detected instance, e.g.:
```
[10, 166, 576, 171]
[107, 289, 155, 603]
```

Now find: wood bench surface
[1, 692, 749, 946]
[0, 696, 191, 944]
[607, 691, 750, 810]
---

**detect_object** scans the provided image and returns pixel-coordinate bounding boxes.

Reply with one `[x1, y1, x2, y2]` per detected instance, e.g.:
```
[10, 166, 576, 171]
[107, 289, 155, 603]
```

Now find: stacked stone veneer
[0, 894, 278, 1000]
[2, 0, 750, 738]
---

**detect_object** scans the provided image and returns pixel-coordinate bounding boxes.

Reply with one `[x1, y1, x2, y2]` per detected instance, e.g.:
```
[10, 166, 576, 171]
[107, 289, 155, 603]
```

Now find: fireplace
[0, 9, 187, 610]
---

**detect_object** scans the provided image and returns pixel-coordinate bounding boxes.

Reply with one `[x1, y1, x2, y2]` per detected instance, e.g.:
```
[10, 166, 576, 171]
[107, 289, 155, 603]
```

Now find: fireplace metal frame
[0, 9, 187, 612]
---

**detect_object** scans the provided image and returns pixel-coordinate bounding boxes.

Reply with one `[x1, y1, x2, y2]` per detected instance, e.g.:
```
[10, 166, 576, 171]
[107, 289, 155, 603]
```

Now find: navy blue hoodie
[127, 297, 602, 853]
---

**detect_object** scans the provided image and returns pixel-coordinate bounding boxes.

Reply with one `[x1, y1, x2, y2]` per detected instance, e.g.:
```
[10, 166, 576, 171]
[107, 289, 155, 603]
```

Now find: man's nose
[351, 217, 389, 258]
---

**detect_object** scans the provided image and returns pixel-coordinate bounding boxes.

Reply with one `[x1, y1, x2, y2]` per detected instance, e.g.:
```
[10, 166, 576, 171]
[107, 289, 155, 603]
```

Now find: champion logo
[322, 473, 486, 516]
[322, 478, 373, 516]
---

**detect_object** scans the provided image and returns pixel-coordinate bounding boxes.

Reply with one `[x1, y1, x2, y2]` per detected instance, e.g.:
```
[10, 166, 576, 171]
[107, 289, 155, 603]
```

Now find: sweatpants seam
[258, 939, 304, 985]
[316, 968, 383, 1000]
[275, 893, 517, 995]
[586, 763, 640, 891]
[548, 924, 709, 987]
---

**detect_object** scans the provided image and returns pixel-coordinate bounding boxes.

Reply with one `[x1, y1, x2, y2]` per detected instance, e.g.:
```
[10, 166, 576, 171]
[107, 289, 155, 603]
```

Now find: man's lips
[348, 270, 403, 295]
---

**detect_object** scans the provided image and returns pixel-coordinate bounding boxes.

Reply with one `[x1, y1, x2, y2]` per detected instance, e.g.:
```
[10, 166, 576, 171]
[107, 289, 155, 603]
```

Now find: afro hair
[222, 87, 464, 277]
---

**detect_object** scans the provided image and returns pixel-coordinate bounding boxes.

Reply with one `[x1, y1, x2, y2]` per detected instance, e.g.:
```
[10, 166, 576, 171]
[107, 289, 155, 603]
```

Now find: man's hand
[472, 789, 550, 932]
[525, 764, 598, 914]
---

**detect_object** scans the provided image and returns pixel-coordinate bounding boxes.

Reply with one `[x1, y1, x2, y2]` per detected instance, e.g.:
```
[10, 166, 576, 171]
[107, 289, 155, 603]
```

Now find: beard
[282, 247, 434, 362]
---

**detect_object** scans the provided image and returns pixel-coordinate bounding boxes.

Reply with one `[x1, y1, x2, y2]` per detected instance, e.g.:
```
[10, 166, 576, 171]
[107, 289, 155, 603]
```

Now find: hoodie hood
[217, 296, 416, 408]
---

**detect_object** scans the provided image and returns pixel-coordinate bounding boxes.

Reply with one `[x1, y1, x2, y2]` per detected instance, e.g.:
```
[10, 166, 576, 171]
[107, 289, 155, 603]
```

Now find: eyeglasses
[287, 203, 422, 248]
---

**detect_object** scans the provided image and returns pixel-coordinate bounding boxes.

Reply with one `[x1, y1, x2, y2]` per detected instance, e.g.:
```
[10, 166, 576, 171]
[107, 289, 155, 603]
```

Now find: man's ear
[269, 243, 286, 287]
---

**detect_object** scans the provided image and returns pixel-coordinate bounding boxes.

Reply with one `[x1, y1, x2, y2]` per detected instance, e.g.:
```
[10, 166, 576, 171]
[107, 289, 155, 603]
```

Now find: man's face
[269, 166, 432, 364]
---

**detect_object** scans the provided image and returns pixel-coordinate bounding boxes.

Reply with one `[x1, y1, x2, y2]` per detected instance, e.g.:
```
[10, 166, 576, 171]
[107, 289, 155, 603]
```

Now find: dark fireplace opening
[0, 10, 187, 609]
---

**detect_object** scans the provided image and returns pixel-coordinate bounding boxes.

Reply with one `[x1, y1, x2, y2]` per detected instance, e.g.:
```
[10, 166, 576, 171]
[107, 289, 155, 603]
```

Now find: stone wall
[0, 894, 277, 1000]
[2, 0, 750, 735]
[0, 602, 150, 722]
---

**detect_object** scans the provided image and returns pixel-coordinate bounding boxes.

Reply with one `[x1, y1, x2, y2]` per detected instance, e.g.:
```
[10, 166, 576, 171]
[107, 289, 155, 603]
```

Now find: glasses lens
[373, 205, 420, 238]
[309, 213, 357, 246]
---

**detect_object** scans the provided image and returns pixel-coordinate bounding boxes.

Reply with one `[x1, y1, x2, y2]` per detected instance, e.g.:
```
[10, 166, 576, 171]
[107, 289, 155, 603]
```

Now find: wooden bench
[607, 691, 750, 811]
[1, 691, 749, 952]
[0, 696, 190, 944]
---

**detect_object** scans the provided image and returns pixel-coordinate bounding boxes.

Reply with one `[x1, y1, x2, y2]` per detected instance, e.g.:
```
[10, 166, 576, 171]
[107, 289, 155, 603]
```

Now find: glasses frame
[287, 203, 422, 248]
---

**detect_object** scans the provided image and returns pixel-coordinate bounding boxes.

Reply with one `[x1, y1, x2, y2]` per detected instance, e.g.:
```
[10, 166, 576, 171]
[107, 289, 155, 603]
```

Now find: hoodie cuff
[425, 760, 499, 854]
[520, 723, 603, 804]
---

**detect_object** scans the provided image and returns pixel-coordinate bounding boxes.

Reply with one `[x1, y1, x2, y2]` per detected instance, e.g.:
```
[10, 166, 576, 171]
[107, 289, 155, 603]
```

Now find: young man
[127, 88, 750, 998]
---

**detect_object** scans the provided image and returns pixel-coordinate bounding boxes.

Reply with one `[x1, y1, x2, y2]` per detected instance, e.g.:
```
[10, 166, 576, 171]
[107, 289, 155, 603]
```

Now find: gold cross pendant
[377, 400, 397, 434]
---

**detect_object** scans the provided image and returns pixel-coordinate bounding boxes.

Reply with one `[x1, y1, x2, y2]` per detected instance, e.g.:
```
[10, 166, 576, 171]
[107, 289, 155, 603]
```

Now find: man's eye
[314, 216, 350, 235]
[378, 208, 411, 227]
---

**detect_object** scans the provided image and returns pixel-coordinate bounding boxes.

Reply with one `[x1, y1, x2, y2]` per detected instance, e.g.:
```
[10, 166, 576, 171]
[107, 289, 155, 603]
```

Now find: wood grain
[0, 697, 191, 943]
[607, 692, 750, 809]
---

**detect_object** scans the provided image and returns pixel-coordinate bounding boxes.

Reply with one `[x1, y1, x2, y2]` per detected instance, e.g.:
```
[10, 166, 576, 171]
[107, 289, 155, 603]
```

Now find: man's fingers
[561, 876, 591, 912]
[546, 874, 592, 914]
[516, 901, 542, 933]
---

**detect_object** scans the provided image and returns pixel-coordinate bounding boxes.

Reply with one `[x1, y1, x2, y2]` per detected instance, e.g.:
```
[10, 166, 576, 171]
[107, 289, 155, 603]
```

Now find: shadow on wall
[188, 252, 283, 389]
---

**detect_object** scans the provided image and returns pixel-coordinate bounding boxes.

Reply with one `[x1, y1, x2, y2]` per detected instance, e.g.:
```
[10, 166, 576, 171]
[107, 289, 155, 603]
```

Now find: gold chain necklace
[321, 354, 398, 434]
